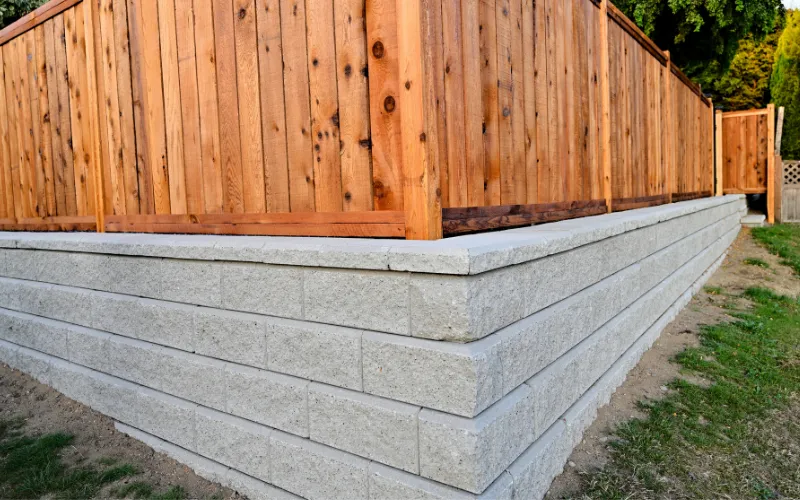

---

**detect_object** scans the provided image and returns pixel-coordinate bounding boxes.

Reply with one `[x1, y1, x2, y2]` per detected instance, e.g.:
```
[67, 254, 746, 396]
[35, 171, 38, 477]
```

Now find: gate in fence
[782, 161, 800, 222]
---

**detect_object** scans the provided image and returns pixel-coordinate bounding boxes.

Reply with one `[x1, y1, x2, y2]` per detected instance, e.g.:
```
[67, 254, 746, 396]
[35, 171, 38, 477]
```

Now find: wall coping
[0, 195, 744, 276]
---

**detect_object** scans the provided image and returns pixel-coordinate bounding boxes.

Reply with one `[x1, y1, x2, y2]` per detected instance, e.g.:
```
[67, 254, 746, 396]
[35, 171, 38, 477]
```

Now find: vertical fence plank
[175, 0, 205, 214]
[44, 19, 64, 215]
[533, 0, 548, 203]
[306, 0, 343, 212]
[53, 15, 77, 215]
[463, 0, 485, 207]
[0, 47, 13, 219]
[20, 33, 38, 217]
[214, 0, 245, 213]
[522, 0, 536, 204]
[715, 110, 723, 196]
[127, 0, 170, 214]
[442, 0, 466, 207]
[5, 40, 24, 219]
[85, 0, 108, 228]
[34, 25, 56, 216]
[397, 0, 442, 239]
[257, 0, 290, 213]
[365, 0, 403, 211]
[193, 0, 223, 214]
[234, 0, 266, 213]
[510, 0, 526, 204]
[113, 0, 139, 214]
[334, 0, 374, 212]
[496, 0, 515, 204]
[599, 0, 611, 211]
[280, 0, 315, 212]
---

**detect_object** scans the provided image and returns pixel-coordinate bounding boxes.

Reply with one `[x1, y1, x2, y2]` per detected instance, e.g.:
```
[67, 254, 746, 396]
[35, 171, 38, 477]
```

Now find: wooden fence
[717, 106, 776, 223]
[0, 0, 715, 240]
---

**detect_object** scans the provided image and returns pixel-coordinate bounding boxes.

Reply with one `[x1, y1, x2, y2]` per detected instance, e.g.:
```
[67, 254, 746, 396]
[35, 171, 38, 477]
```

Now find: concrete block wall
[0, 195, 746, 500]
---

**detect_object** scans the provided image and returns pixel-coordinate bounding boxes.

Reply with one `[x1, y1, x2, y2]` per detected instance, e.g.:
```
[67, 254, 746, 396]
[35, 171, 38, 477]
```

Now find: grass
[743, 257, 770, 268]
[752, 224, 800, 275]
[0, 419, 188, 499]
[577, 287, 800, 499]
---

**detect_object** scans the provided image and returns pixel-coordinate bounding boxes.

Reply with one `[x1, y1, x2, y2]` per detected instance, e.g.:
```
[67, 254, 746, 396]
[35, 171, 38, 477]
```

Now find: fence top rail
[722, 109, 770, 118]
[0, 0, 80, 46]
[606, 2, 668, 65]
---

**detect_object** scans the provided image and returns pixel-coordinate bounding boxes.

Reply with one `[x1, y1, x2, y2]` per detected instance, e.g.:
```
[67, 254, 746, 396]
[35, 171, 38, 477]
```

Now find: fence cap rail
[0, 0, 80, 46]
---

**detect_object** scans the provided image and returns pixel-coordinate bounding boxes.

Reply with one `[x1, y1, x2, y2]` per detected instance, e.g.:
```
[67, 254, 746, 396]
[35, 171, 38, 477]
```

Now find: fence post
[599, 0, 612, 213]
[715, 110, 723, 196]
[396, 0, 442, 240]
[708, 98, 714, 195]
[664, 51, 673, 203]
[767, 103, 776, 224]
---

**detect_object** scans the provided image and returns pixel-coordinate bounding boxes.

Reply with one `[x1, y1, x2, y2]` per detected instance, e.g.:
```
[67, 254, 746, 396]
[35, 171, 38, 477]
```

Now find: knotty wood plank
[563, 0, 577, 202]
[85, 0, 109, 228]
[234, 0, 266, 213]
[533, 0, 549, 203]
[397, 0, 442, 239]
[112, 0, 139, 215]
[0, 48, 14, 220]
[509, 0, 526, 204]
[5, 40, 26, 219]
[334, 0, 373, 212]
[256, 0, 290, 213]
[34, 25, 56, 216]
[20, 32, 39, 217]
[52, 14, 77, 216]
[193, 0, 223, 214]
[214, 0, 245, 213]
[522, 0, 536, 204]
[126, 0, 170, 214]
[442, 0, 467, 207]
[496, 0, 515, 205]
[280, 0, 315, 212]
[158, 0, 188, 214]
[174, 0, 205, 214]
[306, 0, 343, 212]
[98, 0, 126, 216]
[462, 0, 485, 207]
[715, 110, 723, 196]
[43, 19, 65, 216]
[365, 0, 403, 210]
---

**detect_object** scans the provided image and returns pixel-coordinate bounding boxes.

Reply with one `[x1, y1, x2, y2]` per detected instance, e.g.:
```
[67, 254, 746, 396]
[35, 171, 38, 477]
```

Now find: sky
[786, 0, 800, 9]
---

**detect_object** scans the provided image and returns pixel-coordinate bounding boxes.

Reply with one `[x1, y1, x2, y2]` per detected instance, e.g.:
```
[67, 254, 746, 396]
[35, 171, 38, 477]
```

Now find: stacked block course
[0, 195, 745, 499]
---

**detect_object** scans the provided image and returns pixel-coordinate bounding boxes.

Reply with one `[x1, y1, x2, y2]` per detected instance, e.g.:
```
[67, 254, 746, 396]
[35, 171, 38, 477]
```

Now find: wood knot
[372, 41, 385, 59]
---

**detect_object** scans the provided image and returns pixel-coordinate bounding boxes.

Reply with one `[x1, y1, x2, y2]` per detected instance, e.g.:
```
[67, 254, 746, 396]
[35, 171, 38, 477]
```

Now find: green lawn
[574, 226, 800, 499]
[0, 418, 187, 499]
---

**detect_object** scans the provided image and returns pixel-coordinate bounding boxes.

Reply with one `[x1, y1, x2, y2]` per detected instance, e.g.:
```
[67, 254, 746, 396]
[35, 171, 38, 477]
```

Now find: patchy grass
[744, 257, 770, 268]
[575, 287, 800, 499]
[752, 224, 800, 275]
[0, 419, 187, 499]
[704, 286, 724, 295]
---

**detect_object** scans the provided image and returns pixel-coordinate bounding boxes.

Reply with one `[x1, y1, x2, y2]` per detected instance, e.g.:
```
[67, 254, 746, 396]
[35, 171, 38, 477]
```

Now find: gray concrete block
[308, 383, 420, 473]
[0, 278, 25, 311]
[304, 269, 409, 335]
[136, 387, 196, 451]
[36, 284, 92, 326]
[270, 431, 370, 500]
[507, 421, 570, 500]
[267, 320, 361, 391]
[90, 372, 142, 425]
[5, 311, 69, 358]
[368, 462, 513, 500]
[195, 308, 267, 369]
[362, 332, 503, 417]
[195, 406, 271, 481]
[105, 336, 167, 390]
[419, 385, 535, 494]
[4, 249, 40, 280]
[225, 468, 301, 500]
[0, 339, 19, 368]
[91, 294, 196, 353]
[159, 349, 228, 411]
[37, 252, 109, 291]
[160, 259, 222, 308]
[105, 255, 162, 297]
[226, 364, 309, 437]
[407, 274, 469, 340]
[15, 345, 51, 385]
[66, 326, 111, 372]
[220, 263, 303, 318]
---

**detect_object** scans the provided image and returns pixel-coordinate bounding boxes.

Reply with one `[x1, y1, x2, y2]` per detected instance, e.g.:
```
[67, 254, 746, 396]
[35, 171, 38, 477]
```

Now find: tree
[709, 31, 780, 111]
[0, 0, 44, 30]
[772, 10, 800, 159]
[615, 0, 783, 84]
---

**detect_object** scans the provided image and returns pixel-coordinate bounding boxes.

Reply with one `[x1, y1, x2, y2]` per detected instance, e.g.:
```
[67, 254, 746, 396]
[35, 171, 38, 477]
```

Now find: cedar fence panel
[0, 0, 719, 239]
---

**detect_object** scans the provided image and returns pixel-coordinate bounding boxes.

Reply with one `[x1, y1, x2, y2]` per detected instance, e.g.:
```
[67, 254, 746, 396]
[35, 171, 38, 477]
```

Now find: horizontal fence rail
[0, 0, 716, 239]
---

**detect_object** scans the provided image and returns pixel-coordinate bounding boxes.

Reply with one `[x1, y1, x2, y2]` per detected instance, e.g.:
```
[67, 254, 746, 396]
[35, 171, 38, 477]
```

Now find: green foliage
[707, 33, 780, 111]
[744, 257, 771, 268]
[0, 0, 45, 30]
[771, 10, 800, 159]
[615, 0, 783, 84]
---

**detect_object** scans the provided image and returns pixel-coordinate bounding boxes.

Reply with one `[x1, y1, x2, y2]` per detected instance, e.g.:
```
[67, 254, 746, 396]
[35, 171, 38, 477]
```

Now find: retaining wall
[0, 195, 746, 499]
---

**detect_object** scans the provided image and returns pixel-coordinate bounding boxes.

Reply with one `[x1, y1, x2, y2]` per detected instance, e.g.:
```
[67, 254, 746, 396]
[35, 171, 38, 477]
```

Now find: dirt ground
[546, 228, 800, 498]
[0, 365, 240, 499]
